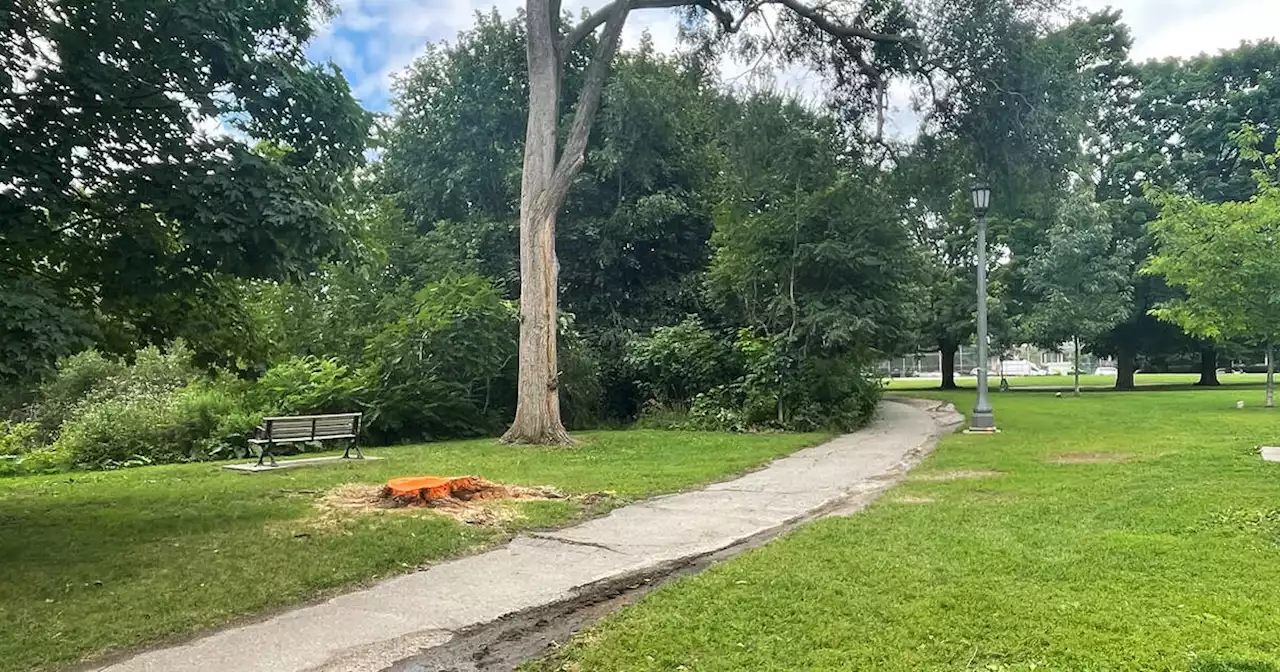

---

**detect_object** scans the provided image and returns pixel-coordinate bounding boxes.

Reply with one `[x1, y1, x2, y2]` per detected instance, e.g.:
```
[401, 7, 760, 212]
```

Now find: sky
[307, 0, 1280, 114]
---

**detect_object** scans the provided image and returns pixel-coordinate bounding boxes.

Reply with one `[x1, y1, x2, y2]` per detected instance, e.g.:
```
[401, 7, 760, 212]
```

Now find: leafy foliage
[626, 318, 736, 408]
[0, 0, 371, 383]
[253, 357, 364, 417]
[1144, 135, 1280, 346]
[360, 274, 519, 443]
[1024, 196, 1134, 346]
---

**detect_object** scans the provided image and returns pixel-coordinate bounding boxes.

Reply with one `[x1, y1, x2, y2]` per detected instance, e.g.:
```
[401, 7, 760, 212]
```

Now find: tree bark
[940, 346, 958, 390]
[1115, 344, 1136, 390]
[1195, 345, 1220, 387]
[1073, 335, 1081, 397]
[1266, 343, 1274, 408]
[503, 0, 631, 444]
[504, 0, 571, 445]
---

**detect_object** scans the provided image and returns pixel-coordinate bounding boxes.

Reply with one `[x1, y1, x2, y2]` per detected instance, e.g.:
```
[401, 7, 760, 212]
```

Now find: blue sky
[306, 0, 1280, 114]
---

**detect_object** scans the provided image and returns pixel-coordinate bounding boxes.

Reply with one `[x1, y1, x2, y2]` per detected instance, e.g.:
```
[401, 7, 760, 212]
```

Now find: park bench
[248, 412, 363, 467]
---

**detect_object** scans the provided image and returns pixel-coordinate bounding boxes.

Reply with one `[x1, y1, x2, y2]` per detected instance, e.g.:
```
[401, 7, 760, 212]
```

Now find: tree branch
[771, 0, 910, 44]
[545, 0, 633, 209]
[560, 0, 680, 59]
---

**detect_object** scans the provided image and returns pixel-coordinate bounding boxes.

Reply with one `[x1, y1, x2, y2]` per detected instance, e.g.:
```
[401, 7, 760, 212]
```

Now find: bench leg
[343, 438, 364, 460]
[257, 441, 278, 467]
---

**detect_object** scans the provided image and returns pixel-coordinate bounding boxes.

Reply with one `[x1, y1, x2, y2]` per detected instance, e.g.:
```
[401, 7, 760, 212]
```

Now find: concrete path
[96, 399, 961, 672]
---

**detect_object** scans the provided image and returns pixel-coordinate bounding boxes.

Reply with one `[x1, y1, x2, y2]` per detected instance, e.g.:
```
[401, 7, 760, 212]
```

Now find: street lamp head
[971, 182, 992, 216]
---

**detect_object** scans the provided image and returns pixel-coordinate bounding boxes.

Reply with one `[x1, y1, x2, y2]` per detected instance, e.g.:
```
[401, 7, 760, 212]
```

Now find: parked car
[1094, 366, 1118, 376]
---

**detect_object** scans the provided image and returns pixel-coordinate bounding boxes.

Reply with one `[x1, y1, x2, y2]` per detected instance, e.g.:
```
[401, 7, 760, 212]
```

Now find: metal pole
[971, 212, 996, 431]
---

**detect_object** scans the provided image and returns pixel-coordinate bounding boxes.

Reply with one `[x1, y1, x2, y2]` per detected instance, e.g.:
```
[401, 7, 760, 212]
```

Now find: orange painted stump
[384, 476, 480, 501]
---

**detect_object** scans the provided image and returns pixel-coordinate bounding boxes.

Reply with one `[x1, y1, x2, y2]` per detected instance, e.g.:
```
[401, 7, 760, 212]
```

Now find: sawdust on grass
[314, 479, 566, 527]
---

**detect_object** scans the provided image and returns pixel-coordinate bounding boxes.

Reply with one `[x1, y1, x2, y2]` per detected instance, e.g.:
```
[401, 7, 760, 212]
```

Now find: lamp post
[970, 182, 997, 433]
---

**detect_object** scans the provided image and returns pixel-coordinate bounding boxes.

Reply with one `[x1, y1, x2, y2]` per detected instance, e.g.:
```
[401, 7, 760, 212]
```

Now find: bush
[253, 356, 363, 416]
[625, 317, 737, 407]
[35, 343, 200, 439]
[51, 376, 259, 470]
[559, 320, 605, 430]
[673, 331, 883, 433]
[54, 392, 188, 469]
[361, 274, 518, 443]
[180, 379, 263, 460]
[0, 420, 39, 455]
[35, 350, 125, 436]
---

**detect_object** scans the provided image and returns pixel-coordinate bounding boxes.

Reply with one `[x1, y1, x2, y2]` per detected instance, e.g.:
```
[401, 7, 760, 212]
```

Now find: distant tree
[1094, 41, 1280, 387]
[1144, 131, 1280, 406]
[0, 0, 370, 384]
[893, 10, 1130, 389]
[1025, 197, 1134, 396]
[705, 94, 922, 427]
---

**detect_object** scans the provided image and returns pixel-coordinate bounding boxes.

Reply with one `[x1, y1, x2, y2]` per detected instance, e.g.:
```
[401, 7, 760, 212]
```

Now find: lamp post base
[966, 410, 998, 434]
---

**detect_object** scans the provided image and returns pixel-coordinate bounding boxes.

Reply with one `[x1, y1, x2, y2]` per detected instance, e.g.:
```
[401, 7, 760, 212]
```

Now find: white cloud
[1090, 0, 1280, 61]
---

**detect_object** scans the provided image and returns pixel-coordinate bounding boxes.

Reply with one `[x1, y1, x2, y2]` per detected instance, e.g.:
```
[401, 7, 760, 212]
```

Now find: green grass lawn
[534, 389, 1280, 672]
[0, 430, 823, 672]
[886, 372, 1272, 391]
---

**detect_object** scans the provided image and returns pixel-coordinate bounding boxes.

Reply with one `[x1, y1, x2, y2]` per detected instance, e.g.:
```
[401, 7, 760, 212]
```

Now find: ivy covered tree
[0, 0, 370, 384]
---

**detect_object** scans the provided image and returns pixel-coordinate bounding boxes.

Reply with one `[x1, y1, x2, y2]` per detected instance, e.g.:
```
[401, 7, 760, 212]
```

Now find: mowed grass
[534, 390, 1280, 672]
[886, 372, 1272, 391]
[0, 430, 823, 672]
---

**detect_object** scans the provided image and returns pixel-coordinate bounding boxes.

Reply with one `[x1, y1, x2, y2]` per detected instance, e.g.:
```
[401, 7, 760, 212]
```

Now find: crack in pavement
[526, 533, 622, 554]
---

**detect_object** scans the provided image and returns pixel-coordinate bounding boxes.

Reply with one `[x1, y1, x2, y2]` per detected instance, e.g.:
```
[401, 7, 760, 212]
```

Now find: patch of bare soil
[316, 479, 567, 527]
[1046, 452, 1135, 464]
[910, 469, 1005, 482]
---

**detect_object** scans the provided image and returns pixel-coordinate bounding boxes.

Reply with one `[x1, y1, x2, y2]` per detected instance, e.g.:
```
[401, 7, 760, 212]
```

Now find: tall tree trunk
[504, 0, 571, 444]
[1267, 343, 1275, 408]
[1073, 335, 1081, 397]
[1115, 344, 1136, 391]
[1195, 345, 1220, 387]
[504, 0, 631, 444]
[940, 345, 957, 390]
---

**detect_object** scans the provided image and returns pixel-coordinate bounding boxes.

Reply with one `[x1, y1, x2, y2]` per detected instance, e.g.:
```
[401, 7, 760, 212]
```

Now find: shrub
[679, 331, 883, 433]
[361, 274, 518, 443]
[54, 392, 188, 469]
[35, 350, 125, 436]
[0, 420, 39, 455]
[253, 356, 363, 416]
[49, 371, 259, 470]
[558, 318, 605, 430]
[35, 343, 200, 439]
[180, 379, 263, 460]
[625, 317, 737, 407]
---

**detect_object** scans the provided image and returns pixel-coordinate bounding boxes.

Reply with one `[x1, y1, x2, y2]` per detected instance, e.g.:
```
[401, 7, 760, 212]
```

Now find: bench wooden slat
[262, 413, 361, 422]
[249, 433, 354, 444]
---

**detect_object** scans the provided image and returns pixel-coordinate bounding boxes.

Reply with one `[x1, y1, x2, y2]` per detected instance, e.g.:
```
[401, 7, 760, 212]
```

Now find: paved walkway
[97, 399, 961, 672]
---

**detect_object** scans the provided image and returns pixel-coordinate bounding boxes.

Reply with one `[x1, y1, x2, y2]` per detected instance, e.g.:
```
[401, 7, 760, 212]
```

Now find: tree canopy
[1, 0, 371, 381]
